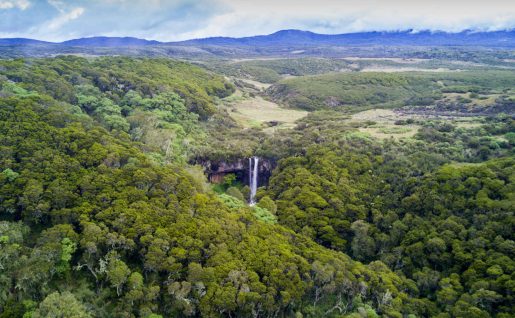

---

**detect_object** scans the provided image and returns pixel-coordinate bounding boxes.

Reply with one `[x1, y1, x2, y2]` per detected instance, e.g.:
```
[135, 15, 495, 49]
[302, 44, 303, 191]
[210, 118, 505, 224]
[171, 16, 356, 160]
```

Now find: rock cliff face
[200, 158, 274, 186]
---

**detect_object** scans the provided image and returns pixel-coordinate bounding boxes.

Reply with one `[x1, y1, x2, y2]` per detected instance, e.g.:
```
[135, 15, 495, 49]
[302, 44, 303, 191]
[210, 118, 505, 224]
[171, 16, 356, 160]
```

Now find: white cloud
[0, 0, 30, 10]
[46, 7, 85, 31]
[1, 0, 515, 41]
[47, 0, 66, 13]
[173, 0, 515, 40]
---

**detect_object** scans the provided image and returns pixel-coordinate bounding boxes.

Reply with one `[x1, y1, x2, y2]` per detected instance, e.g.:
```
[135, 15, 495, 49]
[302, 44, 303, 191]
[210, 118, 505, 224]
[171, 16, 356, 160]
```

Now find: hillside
[0, 57, 425, 317]
[0, 56, 514, 318]
[266, 70, 515, 112]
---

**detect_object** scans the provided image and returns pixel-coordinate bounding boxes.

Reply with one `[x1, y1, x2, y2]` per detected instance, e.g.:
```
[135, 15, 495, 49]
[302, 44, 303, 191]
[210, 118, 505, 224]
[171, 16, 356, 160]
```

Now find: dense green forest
[0, 57, 513, 317]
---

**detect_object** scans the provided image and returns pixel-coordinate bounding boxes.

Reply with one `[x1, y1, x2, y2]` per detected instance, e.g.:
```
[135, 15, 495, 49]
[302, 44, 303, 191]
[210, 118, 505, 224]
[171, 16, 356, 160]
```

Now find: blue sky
[1, 0, 514, 41]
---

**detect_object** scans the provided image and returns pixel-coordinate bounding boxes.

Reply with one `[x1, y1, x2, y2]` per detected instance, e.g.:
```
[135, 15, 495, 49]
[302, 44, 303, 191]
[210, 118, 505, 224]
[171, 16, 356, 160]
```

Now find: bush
[226, 187, 245, 202]
[222, 173, 237, 189]
[241, 185, 251, 201]
[252, 206, 277, 224]
[258, 196, 277, 214]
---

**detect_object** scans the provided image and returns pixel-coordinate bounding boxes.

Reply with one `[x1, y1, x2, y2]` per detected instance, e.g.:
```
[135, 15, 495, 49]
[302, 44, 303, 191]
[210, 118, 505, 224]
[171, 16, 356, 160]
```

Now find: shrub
[258, 196, 277, 214]
[226, 187, 245, 202]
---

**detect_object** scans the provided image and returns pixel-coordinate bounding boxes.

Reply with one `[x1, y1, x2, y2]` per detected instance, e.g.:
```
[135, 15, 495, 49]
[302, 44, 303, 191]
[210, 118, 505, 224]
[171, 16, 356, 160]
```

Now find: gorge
[199, 157, 274, 201]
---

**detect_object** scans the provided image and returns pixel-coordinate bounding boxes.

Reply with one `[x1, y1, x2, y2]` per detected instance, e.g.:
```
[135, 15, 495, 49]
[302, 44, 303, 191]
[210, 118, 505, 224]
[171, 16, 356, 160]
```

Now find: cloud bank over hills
[0, 0, 514, 42]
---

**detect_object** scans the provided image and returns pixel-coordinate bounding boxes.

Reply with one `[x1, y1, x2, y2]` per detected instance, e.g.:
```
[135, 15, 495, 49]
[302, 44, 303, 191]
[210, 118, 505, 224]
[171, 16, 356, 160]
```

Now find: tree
[107, 256, 131, 296]
[1, 168, 19, 182]
[257, 196, 277, 214]
[350, 221, 376, 262]
[32, 292, 92, 318]
[226, 187, 245, 202]
[56, 238, 77, 274]
[222, 173, 236, 189]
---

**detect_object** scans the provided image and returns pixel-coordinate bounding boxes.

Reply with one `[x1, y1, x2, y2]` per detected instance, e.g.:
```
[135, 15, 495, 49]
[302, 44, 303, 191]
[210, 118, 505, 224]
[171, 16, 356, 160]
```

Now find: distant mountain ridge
[178, 29, 515, 47]
[62, 36, 160, 47]
[0, 36, 160, 47]
[0, 38, 53, 45]
[0, 29, 514, 48]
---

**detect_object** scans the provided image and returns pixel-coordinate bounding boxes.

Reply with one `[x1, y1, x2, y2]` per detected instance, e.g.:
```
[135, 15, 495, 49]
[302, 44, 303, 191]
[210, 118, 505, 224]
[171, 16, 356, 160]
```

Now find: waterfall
[249, 156, 259, 205]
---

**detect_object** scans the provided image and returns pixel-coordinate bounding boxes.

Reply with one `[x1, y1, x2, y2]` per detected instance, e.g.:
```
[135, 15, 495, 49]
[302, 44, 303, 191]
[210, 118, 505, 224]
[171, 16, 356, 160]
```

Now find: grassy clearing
[349, 108, 484, 140]
[442, 92, 503, 106]
[350, 109, 418, 139]
[238, 78, 272, 90]
[378, 126, 413, 134]
[358, 127, 417, 139]
[453, 117, 484, 129]
[223, 90, 308, 131]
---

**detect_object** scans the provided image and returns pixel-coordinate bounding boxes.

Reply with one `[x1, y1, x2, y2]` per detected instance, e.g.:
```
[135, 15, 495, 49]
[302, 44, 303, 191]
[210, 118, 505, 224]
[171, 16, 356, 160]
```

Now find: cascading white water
[249, 156, 259, 205]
